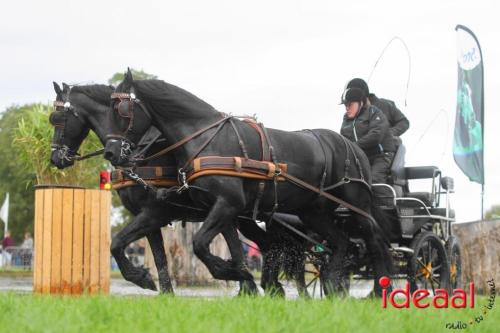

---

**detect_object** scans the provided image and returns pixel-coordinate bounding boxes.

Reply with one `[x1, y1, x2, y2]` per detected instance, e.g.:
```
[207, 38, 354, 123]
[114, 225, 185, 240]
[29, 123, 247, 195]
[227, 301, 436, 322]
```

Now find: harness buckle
[177, 169, 189, 193]
[120, 140, 132, 160]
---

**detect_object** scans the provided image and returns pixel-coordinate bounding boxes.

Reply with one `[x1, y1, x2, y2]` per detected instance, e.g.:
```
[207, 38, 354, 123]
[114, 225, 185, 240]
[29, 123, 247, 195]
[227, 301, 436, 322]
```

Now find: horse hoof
[238, 280, 258, 296]
[266, 285, 285, 298]
[142, 277, 158, 291]
[158, 283, 174, 294]
[137, 269, 157, 291]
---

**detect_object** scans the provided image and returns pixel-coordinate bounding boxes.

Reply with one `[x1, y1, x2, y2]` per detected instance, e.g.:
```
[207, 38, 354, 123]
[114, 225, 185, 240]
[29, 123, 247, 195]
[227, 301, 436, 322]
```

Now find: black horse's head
[104, 69, 152, 166]
[50, 82, 90, 169]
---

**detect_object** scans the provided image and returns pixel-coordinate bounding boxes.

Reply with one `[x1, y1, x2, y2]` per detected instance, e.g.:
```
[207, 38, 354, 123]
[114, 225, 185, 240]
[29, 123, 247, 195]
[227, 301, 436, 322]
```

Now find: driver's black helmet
[340, 87, 365, 105]
[346, 78, 369, 97]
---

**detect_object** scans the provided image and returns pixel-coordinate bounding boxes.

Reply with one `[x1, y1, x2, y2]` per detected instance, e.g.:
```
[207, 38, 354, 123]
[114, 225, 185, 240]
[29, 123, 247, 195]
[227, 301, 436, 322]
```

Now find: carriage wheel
[408, 231, 450, 295]
[305, 252, 324, 298]
[305, 251, 351, 298]
[447, 236, 462, 290]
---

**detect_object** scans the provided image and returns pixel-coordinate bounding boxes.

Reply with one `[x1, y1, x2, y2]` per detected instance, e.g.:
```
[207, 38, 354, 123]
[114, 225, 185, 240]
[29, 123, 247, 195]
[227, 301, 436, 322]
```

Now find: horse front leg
[221, 227, 258, 295]
[111, 211, 163, 291]
[192, 198, 255, 291]
[146, 230, 174, 294]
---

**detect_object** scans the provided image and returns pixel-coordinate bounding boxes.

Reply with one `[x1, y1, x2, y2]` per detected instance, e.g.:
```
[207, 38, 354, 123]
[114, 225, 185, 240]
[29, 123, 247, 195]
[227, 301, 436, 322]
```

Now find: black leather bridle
[107, 91, 153, 161]
[50, 98, 83, 162]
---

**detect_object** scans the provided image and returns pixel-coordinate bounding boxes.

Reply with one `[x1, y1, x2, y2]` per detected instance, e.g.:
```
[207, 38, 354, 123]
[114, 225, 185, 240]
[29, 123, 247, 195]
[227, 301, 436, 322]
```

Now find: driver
[345, 78, 409, 147]
[340, 87, 395, 185]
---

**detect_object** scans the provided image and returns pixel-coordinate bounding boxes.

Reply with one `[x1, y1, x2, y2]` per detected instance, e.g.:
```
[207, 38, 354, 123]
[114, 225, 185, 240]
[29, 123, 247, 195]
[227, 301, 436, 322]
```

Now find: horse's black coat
[49, 82, 306, 295]
[105, 70, 396, 296]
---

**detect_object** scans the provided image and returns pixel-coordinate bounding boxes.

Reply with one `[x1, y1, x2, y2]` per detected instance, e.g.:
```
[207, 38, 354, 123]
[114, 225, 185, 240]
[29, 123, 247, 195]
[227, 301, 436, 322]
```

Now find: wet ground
[0, 276, 375, 298]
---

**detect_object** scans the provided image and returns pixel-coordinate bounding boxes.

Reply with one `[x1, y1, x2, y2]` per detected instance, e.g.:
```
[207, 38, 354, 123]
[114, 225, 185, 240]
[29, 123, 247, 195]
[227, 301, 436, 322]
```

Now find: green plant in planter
[13, 103, 108, 187]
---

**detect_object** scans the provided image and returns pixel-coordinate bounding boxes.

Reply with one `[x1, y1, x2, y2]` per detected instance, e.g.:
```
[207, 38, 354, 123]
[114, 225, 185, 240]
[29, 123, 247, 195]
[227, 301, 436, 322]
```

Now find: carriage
[299, 144, 462, 296]
[50, 76, 462, 298]
[121, 141, 463, 297]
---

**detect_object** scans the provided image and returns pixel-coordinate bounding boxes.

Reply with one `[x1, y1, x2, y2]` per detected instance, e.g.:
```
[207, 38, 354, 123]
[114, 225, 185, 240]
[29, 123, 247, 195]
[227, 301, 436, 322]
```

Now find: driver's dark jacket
[340, 105, 396, 158]
[369, 94, 409, 137]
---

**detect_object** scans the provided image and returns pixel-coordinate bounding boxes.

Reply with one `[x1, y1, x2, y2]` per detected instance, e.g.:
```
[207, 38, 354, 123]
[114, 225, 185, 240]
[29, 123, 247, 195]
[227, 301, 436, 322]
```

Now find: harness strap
[258, 123, 280, 222]
[340, 135, 365, 181]
[305, 130, 328, 191]
[322, 177, 371, 193]
[112, 179, 178, 190]
[279, 170, 390, 247]
[261, 124, 278, 165]
[185, 156, 287, 182]
[229, 118, 249, 159]
[243, 119, 270, 161]
[73, 149, 105, 161]
[111, 166, 178, 182]
[252, 182, 266, 221]
[181, 117, 232, 171]
[135, 116, 230, 162]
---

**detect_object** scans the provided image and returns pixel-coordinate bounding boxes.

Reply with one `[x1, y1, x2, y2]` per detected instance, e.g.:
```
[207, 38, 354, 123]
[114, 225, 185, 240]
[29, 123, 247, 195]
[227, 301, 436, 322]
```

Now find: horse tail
[268, 222, 306, 281]
[281, 240, 306, 280]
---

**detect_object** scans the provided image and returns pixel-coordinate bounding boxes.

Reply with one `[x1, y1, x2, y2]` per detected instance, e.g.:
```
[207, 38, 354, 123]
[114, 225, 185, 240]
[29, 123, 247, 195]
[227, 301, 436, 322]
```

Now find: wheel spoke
[430, 248, 438, 265]
[431, 265, 441, 273]
[426, 241, 432, 264]
[306, 276, 318, 288]
[429, 276, 436, 294]
[431, 276, 441, 287]
[416, 258, 428, 271]
[420, 246, 427, 266]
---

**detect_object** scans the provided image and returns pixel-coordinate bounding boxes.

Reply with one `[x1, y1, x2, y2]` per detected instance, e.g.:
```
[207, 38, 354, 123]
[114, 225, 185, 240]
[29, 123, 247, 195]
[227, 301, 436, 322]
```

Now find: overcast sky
[1, 0, 498, 222]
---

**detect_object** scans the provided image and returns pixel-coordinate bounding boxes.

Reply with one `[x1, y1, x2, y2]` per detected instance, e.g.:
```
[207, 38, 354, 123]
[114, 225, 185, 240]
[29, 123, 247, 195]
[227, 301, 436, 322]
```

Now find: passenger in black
[339, 87, 396, 184]
[345, 78, 409, 147]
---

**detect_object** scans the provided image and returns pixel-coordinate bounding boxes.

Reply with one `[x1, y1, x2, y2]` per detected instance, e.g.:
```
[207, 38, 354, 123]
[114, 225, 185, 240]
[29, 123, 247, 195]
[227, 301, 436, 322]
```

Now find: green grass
[0, 293, 497, 333]
[0, 269, 33, 278]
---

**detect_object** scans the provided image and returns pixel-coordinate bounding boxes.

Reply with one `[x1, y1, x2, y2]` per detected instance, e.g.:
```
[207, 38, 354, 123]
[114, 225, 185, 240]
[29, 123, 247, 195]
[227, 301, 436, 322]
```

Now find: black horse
[49, 82, 307, 296]
[104, 70, 396, 296]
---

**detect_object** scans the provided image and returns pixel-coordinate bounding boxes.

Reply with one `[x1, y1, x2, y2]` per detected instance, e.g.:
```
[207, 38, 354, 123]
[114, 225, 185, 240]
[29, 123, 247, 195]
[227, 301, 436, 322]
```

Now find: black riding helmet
[340, 87, 365, 105]
[346, 78, 369, 97]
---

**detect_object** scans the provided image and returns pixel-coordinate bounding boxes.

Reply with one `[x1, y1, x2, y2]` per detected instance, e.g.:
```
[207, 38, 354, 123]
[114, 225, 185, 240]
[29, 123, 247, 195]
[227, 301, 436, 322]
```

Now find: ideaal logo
[379, 276, 474, 309]
[378, 276, 496, 330]
[445, 279, 496, 330]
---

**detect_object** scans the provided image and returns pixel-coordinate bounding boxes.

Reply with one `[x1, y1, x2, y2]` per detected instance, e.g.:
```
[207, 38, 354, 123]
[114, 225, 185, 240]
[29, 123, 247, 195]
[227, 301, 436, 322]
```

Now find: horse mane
[131, 79, 218, 119]
[71, 84, 114, 105]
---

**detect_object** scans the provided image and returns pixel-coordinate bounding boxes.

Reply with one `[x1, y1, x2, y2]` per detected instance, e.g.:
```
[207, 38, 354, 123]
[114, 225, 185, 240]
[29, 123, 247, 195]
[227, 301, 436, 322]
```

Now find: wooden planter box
[33, 186, 111, 294]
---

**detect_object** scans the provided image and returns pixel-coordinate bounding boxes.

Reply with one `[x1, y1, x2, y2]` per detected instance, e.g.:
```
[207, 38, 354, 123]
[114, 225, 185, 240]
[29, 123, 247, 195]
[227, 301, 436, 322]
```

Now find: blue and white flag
[453, 25, 484, 184]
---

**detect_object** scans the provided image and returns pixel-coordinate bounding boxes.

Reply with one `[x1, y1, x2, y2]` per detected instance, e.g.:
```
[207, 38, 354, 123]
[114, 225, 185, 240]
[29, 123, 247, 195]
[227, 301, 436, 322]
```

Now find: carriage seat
[388, 144, 407, 187]
[403, 166, 441, 207]
[405, 166, 440, 180]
